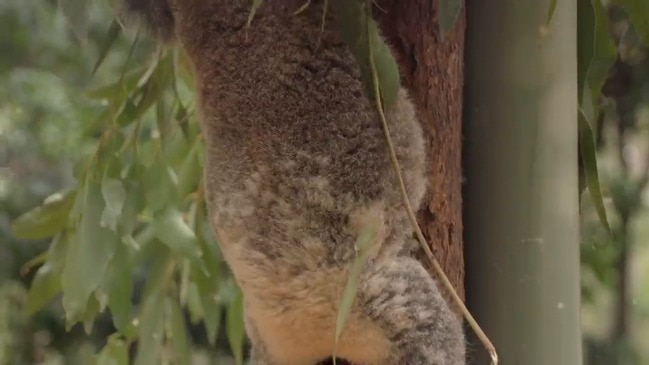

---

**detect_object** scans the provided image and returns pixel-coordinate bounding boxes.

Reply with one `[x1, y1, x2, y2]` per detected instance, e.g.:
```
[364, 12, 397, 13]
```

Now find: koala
[115, 0, 465, 364]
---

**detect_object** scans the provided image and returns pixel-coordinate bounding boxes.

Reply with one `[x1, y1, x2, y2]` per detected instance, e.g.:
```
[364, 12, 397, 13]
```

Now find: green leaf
[118, 179, 145, 237]
[82, 294, 101, 334]
[12, 190, 76, 240]
[142, 153, 178, 213]
[191, 264, 221, 344]
[577, 0, 617, 111]
[174, 102, 191, 139]
[101, 178, 126, 232]
[180, 259, 191, 306]
[332, 0, 401, 108]
[152, 208, 202, 261]
[189, 202, 221, 344]
[185, 281, 205, 324]
[156, 99, 173, 144]
[130, 55, 175, 125]
[166, 297, 191, 365]
[24, 234, 68, 315]
[61, 182, 119, 324]
[58, 0, 88, 44]
[102, 242, 134, 337]
[438, 0, 463, 38]
[579, 110, 611, 234]
[177, 137, 202, 199]
[87, 69, 145, 100]
[613, 0, 649, 46]
[96, 131, 127, 175]
[163, 127, 193, 167]
[546, 0, 558, 25]
[134, 248, 170, 365]
[226, 289, 245, 365]
[247, 0, 264, 25]
[96, 338, 129, 365]
[92, 20, 122, 77]
[576, 0, 615, 233]
[24, 265, 61, 316]
[116, 99, 138, 127]
[334, 216, 379, 358]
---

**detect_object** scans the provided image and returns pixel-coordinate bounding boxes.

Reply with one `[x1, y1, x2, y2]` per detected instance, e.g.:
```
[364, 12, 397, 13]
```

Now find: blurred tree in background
[0, 0, 648, 364]
[581, 3, 649, 364]
[0, 1, 237, 363]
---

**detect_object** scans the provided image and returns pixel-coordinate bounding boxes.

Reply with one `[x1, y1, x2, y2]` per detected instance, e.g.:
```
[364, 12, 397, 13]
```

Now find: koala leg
[358, 256, 466, 365]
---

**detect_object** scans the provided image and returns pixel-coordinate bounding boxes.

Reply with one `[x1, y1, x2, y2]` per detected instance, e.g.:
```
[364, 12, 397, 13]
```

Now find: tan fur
[245, 268, 393, 365]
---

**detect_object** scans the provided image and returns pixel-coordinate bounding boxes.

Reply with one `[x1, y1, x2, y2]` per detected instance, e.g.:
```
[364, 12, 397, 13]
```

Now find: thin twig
[363, 1, 498, 363]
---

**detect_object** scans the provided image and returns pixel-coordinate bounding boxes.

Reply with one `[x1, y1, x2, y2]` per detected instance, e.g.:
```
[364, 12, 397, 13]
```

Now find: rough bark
[376, 0, 467, 303]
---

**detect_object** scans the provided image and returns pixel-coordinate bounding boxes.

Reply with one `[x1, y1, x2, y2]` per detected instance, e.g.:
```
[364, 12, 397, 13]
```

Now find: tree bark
[376, 0, 467, 305]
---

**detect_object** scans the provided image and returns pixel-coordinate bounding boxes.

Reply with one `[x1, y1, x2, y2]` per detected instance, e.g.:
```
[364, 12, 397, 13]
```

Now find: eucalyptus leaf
[166, 297, 191, 365]
[12, 190, 76, 240]
[576, 0, 615, 232]
[61, 182, 119, 324]
[142, 153, 178, 213]
[191, 203, 222, 344]
[82, 294, 101, 334]
[102, 241, 134, 337]
[118, 179, 145, 237]
[101, 178, 127, 232]
[191, 263, 221, 344]
[87, 69, 145, 100]
[117, 99, 138, 127]
[438, 0, 463, 39]
[226, 289, 245, 365]
[133, 55, 175, 124]
[92, 20, 122, 77]
[134, 292, 165, 365]
[577, 0, 617, 109]
[152, 207, 202, 261]
[579, 110, 611, 234]
[24, 234, 68, 315]
[331, 0, 400, 108]
[247, 0, 264, 26]
[134, 248, 170, 365]
[96, 338, 129, 365]
[186, 281, 205, 324]
[546, 0, 558, 25]
[156, 98, 173, 143]
[175, 102, 191, 139]
[177, 137, 202, 199]
[334, 216, 379, 358]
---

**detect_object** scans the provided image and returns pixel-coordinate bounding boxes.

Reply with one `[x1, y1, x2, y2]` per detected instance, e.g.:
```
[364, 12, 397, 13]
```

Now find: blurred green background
[0, 0, 648, 364]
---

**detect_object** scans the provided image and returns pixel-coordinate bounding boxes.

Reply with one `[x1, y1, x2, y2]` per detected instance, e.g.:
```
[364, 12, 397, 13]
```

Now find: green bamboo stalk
[464, 1, 582, 364]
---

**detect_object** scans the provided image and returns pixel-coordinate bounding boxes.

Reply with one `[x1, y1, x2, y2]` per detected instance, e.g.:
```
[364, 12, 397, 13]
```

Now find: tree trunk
[377, 0, 467, 305]
[464, 1, 582, 364]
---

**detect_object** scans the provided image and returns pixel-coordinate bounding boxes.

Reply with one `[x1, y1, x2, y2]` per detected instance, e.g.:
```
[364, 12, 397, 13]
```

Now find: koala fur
[115, 0, 466, 364]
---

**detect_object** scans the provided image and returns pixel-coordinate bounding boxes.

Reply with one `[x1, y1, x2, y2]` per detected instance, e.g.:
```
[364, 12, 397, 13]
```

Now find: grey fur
[116, 0, 466, 364]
